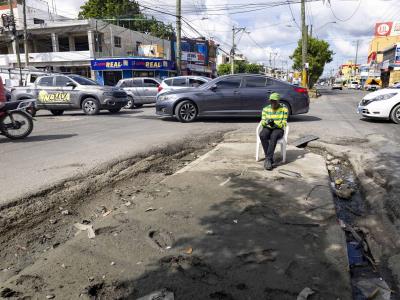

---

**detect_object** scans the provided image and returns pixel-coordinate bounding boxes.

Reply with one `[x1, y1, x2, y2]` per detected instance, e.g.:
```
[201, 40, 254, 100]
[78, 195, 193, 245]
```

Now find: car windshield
[68, 75, 99, 86]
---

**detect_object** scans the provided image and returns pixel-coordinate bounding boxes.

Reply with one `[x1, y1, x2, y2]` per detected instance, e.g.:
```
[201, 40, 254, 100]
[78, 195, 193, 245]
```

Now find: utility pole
[354, 40, 359, 77]
[22, 0, 29, 67]
[8, 0, 23, 85]
[176, 0, 182, 75]
[301, 0, 308, 88]
[230, 26, 245, 74]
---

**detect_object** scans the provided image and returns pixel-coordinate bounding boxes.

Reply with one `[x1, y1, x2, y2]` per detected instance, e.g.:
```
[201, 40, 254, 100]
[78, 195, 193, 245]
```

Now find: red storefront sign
[375, 22, 393, 36]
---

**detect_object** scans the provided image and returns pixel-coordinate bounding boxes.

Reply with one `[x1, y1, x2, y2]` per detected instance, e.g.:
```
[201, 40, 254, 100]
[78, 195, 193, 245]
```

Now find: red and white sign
[375, 22, 393, 36]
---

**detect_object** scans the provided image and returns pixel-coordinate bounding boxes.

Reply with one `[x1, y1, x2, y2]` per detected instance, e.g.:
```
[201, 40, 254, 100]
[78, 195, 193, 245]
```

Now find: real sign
[375, 21, 400, 37]
[375, 22, 392, 36]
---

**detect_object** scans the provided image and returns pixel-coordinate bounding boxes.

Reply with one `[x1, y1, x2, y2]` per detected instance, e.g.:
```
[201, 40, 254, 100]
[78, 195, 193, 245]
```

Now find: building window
[33, 18, 45, 24]
[114, 36, 121, 48]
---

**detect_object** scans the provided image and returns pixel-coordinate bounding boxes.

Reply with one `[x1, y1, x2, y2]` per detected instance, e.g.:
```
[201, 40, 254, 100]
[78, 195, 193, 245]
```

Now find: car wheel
[82, 98, 100, 115]
[133, 103, 143, 108]
[175, 100, 198, 123]
[109, 107, 122, 113]
[280, 101, 292, 116]
[390, 104, 400, 124]
[50, 110, 64, 116]
[124, 96, 134, 109]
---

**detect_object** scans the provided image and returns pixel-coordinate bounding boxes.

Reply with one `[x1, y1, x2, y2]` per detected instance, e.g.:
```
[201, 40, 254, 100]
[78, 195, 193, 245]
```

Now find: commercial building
[368, 22, 400, 64]
[0, 0, 173, 85]
[380, 43, 400, 87]
[338, 61, 360, 83]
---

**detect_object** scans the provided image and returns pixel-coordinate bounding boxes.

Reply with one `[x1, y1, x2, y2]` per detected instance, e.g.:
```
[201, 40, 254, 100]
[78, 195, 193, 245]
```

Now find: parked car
[158, 76, 211, 95]
[349, 81, 360, 89]
[364, 79, 381, 91]
[156, 74, 309, 122]
[332, 80, 343, 90]
[12, 74, 128, 115]
[357, 89, 400, 123]
[116, 77, 161, 109]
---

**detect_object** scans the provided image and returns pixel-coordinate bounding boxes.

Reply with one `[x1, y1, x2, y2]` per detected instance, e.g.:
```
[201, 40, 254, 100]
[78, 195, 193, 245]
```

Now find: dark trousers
[259, 127, 284, 161]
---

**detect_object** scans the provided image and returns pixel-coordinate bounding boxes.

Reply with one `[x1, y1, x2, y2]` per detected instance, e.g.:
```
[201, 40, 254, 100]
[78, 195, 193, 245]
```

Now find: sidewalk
[0, 130, 351, 299]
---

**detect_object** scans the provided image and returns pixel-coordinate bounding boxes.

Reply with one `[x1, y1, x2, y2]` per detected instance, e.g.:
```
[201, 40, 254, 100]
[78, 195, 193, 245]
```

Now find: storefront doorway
[103, 71, 122, 86]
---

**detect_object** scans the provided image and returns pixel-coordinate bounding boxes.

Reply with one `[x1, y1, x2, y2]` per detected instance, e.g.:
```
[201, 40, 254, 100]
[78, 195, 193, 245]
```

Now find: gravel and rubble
[307, 139, 400, 297]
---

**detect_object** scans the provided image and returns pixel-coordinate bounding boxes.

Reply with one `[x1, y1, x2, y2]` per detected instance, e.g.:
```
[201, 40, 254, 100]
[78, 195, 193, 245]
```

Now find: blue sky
[56, 0, 399, 74]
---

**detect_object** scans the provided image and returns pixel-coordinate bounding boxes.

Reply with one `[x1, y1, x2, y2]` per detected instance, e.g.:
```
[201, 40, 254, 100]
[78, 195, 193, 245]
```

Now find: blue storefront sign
[91, 58, 174, 71]
[91, 57, 176, 86]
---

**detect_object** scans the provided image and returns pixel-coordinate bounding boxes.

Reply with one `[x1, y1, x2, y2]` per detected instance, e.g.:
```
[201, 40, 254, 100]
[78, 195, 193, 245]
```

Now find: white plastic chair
[256, 123, 289, 163]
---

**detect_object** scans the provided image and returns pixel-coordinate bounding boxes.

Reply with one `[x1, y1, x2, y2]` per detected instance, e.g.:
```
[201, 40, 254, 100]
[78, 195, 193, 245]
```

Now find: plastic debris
[219, 177, 231, 186]
[46, 294, 55, 299]
[102, 210, 112, 217]
[110, 262, 115, 266]
[49, 219, 57, 224]
[137, 289, 174, 300]
[356, 278, 391, 300]
[184, 247, 193, 255]
[347, 241, 366, 267]
[61, 210, 69, 215]
[206, 230, 215, 235]
[297, 287, 315, 300]
[74, 223, 96, 239]
[335, 179, 343, 185]
[145, 207, 157, 212]
[233, 220, 238, 224]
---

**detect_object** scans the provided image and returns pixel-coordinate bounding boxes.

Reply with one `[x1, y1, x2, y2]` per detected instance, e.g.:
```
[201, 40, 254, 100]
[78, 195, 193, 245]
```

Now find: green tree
[217, 61, 263, 76]
[79, 0, 175, 40]
[290, 37, 334, 87]
[245, 63, 263, 74]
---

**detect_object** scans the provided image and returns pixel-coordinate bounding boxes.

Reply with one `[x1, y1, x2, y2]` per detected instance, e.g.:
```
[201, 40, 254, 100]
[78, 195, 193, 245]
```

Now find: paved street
[1, 89, 399, 205]
[0, 108, 242, 205]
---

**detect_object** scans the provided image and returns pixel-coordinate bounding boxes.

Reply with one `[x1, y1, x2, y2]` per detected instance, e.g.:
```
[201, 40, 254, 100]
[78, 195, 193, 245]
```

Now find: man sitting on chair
[259, 92, 288, 171]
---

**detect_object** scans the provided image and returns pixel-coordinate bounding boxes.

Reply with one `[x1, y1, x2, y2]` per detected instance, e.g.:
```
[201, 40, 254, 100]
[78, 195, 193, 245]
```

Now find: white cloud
[55, 0, 399, 70]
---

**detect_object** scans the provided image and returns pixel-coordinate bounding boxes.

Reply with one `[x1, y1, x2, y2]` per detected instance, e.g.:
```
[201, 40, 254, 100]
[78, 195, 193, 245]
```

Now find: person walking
[259, 92, 288, 170]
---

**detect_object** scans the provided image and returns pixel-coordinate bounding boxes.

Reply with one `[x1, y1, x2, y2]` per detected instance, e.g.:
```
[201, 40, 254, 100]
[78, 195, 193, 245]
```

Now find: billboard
[375, 22, 400, 37]
[174, 38, 209, 66]
[396, 45, 400, 64]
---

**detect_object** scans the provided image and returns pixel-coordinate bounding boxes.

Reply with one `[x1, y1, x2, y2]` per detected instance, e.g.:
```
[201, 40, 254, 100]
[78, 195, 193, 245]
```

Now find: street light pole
[176, 0, 182, 76]
[301, 0, 308, 88]
[23, 0, 29, 67]
[8, 0, 23, 85]
[231, 26, 235, 74]
[354, 40, 359, 77]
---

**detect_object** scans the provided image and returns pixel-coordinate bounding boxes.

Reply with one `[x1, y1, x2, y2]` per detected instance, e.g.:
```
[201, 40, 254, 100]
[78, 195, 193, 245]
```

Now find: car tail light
[158, 85, 163, 92]
[295, 87, 308, 94]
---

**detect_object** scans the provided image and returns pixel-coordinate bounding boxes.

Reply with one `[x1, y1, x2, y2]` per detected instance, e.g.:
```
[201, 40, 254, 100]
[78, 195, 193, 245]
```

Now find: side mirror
[210, 84, 217, 91]
[66, 82, 76, 88]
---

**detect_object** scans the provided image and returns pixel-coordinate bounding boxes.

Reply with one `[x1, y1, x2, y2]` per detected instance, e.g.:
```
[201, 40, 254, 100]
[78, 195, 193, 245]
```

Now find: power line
[328, 0, 362, 22]
[287, 1, 301, 30]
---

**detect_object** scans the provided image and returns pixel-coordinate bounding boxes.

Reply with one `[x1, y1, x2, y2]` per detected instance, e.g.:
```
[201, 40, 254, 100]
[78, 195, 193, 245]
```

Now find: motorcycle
[0, 100, 35, 139]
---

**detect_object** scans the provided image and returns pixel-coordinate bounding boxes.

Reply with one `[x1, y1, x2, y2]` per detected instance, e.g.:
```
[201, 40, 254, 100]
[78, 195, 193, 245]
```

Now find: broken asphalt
[0, 130, 352, 299]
